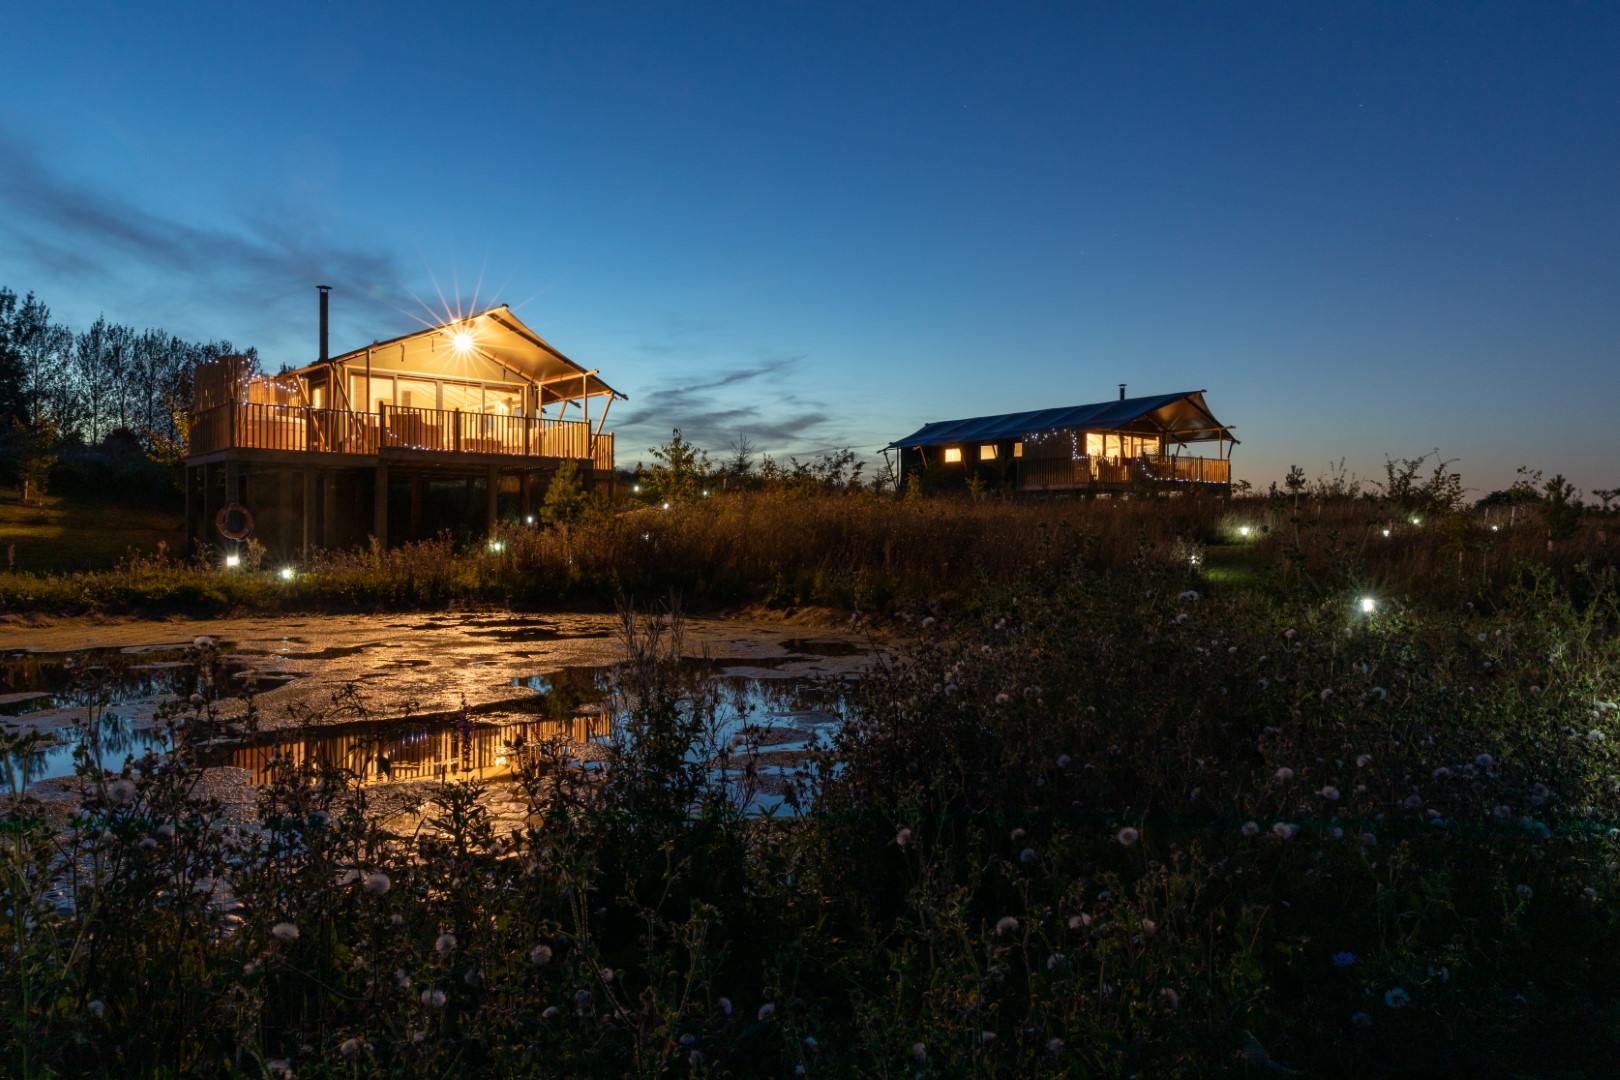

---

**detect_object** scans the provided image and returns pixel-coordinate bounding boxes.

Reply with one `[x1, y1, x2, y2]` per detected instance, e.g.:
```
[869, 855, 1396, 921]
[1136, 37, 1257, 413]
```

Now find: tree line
[0, 287, 255, 500]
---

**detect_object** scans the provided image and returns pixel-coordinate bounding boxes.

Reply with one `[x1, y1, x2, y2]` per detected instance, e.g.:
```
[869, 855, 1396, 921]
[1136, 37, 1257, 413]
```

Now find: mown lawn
[0, 486, 185, 572]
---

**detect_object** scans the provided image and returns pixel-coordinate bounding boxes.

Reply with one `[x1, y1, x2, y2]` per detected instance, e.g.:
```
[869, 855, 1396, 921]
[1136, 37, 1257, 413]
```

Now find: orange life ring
[215, 502, 255, 541]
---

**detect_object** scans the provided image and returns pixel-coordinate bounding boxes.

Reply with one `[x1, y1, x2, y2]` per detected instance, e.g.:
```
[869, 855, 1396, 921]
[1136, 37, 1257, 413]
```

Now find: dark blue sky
[3, 2, 1616, 491]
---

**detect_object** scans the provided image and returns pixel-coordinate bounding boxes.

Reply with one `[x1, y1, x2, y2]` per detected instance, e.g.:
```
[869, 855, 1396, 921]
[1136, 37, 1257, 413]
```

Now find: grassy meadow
[4, 482, 1620, 1076]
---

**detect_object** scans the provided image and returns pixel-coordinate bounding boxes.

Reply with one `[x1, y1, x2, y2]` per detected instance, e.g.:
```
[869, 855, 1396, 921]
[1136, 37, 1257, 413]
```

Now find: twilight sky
[2, 2, 1617, 493]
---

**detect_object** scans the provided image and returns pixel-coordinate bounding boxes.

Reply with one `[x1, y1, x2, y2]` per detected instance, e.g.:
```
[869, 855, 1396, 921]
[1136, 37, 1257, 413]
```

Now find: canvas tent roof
[887, 391, 1235, 449]
[286, 305, 624, 405]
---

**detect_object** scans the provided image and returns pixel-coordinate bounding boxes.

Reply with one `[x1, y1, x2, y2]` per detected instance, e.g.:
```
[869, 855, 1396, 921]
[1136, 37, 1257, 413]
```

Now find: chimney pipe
[317, 285, 332, 364]
[1119, 383, 1126, 400]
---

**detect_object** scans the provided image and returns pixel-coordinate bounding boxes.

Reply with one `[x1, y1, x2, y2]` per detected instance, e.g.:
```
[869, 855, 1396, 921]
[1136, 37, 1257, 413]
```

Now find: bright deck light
[1359, 596, 1377, 614]
[279, 566, 295, 581]
[224, 554, 240, 569]
[451, 330, 474, 352]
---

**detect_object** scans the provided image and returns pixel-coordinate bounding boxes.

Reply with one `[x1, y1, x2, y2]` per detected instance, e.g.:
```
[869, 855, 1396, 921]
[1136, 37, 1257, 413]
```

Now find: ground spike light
[1359, 596, 1377, 615]
[279, 566, 296, 582]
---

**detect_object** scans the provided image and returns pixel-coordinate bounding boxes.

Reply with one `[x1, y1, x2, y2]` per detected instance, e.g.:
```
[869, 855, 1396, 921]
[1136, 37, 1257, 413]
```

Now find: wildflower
[1117, 826, 1140, 847]
[1010, 827, 1026, 841]
[719, 997, 732, 1015]
[1330, 827, 1345, 840]
[189, 692, 205, 706]
[599, 967, 615, 983]
[803, 1036, 818, 1049]
[1432, 767, 1453, 779]
[979, 1031, 997, 1044]
[271, 921, 299, 943]
[465, 967, 482, 987]
[1356, 753, 1372, 767]
[1320, 689, 1333, 702]
[1056, 754, 1072, 768]
[1333, 952, 1356, 967]
[339, 1037, 361, 1058]
[1591, 730, 1607, 743]
[542, 1006, 560, 1019]
[1068, 914, 1089, 929]
[995, 916, 1020, 935]
[920, 616, 935, 628]
[87, 999, 105, 1019]
[337, 868, 360, 887]
[1319, 786, 1341, 801]
[1384, 987, 1410, 1009]
[192, 635, 214, 647]
[364, 872, 390, 896]
[1140, 918, 1157, 936]
[435, 932, 457, 956]
[106, 779, 137, 806]
[1046, 1036, 1064, 1053]
[1241, 821, 1260, 837]
[1370, 686, 1388, 701]
[1174, 613, 1188, 624]
[390, 914, 403, 925]
[1362, 832, 1377, 845]
[912, 1042, 928, 1062]
[1475, 753, 1494, 767]
[1274, 767, 1295, 782]
[758, 1002, 776, 1021]
[1403, 795, 1423, 810]
[1177, 590, 1199, 601]
[895, 827, 911, 848]
[1159, 987, 1179, 1009]
[530, 944, 553, 965]
[1584, 887, 1598, 900]
[395, 969, 411, 990]
[1019, 847, 1037, 864]
[1515, 884, 1534, 899]
[1285, 628, 1297, 640]
[1046, 952, 1063, 970]
[420, 988, 446, 1009]
[1351, 1011, 1373, 1027]
[995, 693, 1010, 705]
[1272, 822, 1296, 840]
[267, 1061, 293, 1078]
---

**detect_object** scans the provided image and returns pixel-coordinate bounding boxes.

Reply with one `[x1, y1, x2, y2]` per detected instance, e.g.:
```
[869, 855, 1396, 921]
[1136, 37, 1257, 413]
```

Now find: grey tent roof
[887, 391, 1236, 450]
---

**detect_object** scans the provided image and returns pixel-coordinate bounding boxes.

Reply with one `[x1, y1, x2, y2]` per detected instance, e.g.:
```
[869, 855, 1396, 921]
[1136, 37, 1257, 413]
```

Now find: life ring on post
[215, 502, 255, 542]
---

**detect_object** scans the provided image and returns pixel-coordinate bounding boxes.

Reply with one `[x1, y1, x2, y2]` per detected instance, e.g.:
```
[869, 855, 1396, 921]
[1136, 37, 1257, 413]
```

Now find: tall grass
[1, 489, 1614, 615]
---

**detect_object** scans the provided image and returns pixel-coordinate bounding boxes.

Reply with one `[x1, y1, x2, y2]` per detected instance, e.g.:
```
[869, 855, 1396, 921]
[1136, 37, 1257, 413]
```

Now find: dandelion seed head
[758, 1002, 776, 1020]
[1384, 987, 1410, 1009]
[1319, 786, 1341, 801]
[530, 944, 552, 965]
[1019, 847, 1037, 864]
[435, 932, 457, 956]
[420, 988, 446, 1009]
[364, 872, 390, 896]
[271, 921, 299, 943]
[995, 916, 1020, 934]
[106, 779, 137, 806]
[895, 827, 912, 847]
[1272, 822, 1296, 839]
[1275, 767, 1295, 782]
[87, 999, 105, 1019]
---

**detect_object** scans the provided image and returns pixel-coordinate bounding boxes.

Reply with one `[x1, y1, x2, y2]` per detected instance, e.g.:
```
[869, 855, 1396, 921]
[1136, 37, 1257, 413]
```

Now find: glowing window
[980, 445, 997, 461]
[943, 447, 962, 463]
[1013, 442, 1023, 458]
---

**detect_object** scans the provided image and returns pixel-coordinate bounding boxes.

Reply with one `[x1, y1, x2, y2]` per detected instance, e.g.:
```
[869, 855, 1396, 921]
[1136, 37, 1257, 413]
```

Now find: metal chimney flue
[317, 285, 332, 363]
[1119, 383, 1127, 400]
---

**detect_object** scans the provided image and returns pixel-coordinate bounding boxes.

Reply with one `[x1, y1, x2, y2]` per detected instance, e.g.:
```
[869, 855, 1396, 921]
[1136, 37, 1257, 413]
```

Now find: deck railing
[189, 402, 613, 470]
[1018, 454, 1229, 491]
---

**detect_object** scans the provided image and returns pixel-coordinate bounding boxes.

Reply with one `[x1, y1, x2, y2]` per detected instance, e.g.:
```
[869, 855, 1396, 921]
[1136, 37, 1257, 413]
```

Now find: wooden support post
[302, 467, 316, 558]
[520, 472, 533, 520]
[199, 463, 214, 552]
[373, 463, 390, 548]
[322, 469, 337, 549]
[183, 465, 195, 554]
[410, 475, 423, 539]
[486, 465, 499, 534]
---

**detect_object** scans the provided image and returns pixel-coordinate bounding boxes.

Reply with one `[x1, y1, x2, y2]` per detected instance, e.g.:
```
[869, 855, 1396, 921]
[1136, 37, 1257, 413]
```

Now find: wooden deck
[189, 402, 613, 471]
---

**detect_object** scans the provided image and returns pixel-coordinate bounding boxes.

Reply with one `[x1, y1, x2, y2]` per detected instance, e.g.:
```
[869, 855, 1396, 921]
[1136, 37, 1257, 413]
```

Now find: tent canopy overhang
[887, 390, 1236, 450]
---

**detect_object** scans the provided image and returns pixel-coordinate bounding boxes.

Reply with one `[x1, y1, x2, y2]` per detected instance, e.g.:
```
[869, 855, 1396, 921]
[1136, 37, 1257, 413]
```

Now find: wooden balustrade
[188, 401, 613, 468]
[1017, 454, 1229, 491]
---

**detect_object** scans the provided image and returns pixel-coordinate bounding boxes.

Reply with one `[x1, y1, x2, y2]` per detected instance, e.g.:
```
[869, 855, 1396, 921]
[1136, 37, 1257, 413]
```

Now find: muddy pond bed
[1, 612, 879, 814]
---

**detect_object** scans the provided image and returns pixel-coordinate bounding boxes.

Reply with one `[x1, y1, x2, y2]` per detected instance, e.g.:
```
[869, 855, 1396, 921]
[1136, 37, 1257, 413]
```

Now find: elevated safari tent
[184, 290, 625, 556]
[887, 389, 1236, 495]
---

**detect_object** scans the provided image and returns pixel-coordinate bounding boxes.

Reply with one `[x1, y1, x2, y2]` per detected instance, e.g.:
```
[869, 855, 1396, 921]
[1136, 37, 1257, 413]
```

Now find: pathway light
[1238, 525, 1251, 538]
[1359, 596, 1377, 615]
[224, 554, 240, 569]
[279, 566, 296, 581]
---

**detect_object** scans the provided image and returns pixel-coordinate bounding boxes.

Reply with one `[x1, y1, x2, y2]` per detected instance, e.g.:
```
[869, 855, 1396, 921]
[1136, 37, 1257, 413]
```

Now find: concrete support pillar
[373, 463, 390, 548]
[485, 466, 499, 534]
[302, 467, 317, 559]
[409, 475, 423, 539]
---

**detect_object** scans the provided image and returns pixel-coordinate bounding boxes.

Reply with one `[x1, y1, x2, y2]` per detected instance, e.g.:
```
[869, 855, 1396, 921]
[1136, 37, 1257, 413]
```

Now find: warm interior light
[979, 445, 997, 461]
[943, 447, 962, 464]
[1360, 596, 1376, 614]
